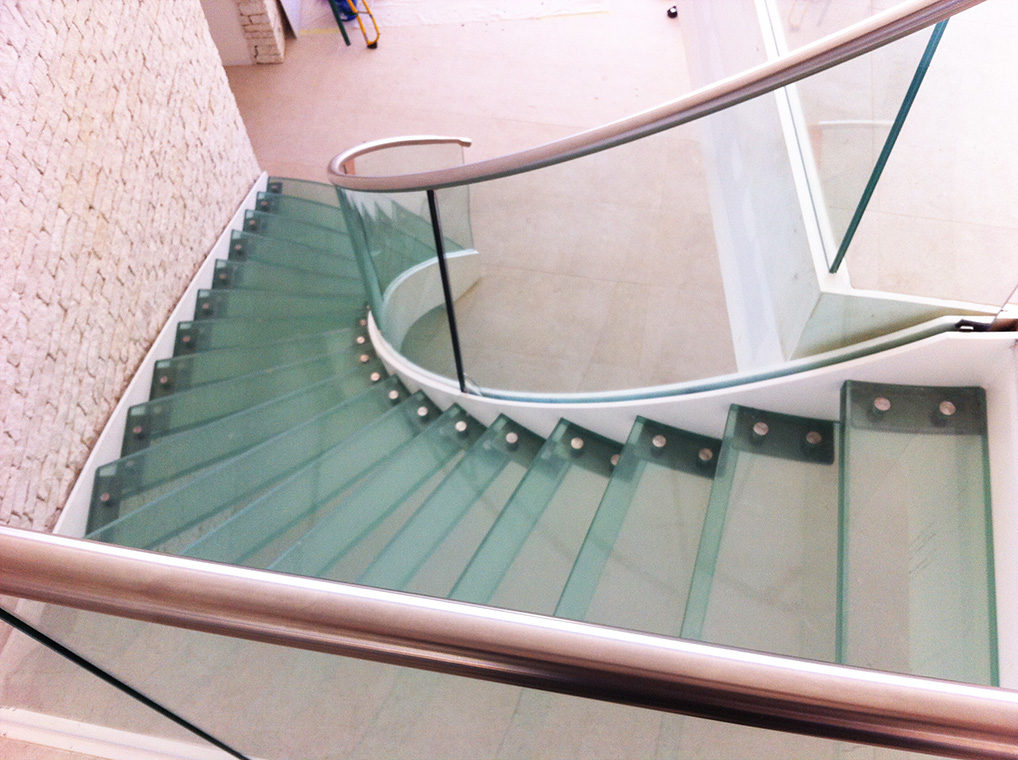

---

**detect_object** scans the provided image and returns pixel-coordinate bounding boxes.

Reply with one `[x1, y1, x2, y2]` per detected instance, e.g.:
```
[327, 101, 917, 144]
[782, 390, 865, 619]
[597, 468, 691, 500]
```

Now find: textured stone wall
[236, 0, 286, 64]
[0, 0, 261, 530]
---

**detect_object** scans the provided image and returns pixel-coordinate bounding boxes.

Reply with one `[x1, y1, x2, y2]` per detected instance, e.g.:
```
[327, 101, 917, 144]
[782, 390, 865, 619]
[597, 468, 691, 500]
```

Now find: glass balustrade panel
[785, 0, 1017, 307]
[0, 600, 958, 760]
[338, 184, 463, 380]
[402, 123, 739, 395]
[0, 604, 231, 757]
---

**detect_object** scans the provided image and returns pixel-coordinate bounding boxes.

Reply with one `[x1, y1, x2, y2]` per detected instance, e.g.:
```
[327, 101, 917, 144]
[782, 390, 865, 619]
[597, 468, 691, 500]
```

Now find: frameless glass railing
[333, 0, 1002, 399]
[2, 527, 1015, 760]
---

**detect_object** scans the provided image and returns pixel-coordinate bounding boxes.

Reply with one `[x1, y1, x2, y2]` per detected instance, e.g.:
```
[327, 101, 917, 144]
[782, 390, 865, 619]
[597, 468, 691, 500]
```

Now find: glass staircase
[74, 178, 997, 757]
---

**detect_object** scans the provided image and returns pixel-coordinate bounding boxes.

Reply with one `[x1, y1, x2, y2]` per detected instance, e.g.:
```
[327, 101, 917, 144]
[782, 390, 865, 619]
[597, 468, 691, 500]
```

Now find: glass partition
[0, 603, 236, 758]
[782, 0, 1018, 304]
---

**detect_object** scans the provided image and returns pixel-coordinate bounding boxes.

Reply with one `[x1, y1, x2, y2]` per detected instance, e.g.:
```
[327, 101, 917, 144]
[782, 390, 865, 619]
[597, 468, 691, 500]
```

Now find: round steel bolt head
[370, 372, 382, 382]
[132, 425, 143, 435]
[387, 389, 400, 401]
[99, 492, 111, 503]
[752, 421, 769, 438]
[359, 353, 371, 364]
[570, 437, 584, 451]
[233, 243, 243, 251]
[455, 420, 468, 434]
[417, 406, 429, 418]
[218, 273, 227, 280]
[939, 400, 957, 416]
[651, 434, 667, 449]
[873, 396, 892, 413]
[181, 335, 191, 343]
[359, 318, 368, 327]
[158, 376, 169, 385]
[805, 431, 822, 446]
[201, 302, 211, 310]
[355, 335, 367, 345]
[698, 447, 714, 463]
[505, 431, 519, 447]
[610, 454, 620, 467]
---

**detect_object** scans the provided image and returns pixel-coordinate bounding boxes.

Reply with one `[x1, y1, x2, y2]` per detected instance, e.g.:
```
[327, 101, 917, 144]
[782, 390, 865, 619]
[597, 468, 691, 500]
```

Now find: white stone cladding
[0, 0, 261, 530]
[235, 0, 286, 63]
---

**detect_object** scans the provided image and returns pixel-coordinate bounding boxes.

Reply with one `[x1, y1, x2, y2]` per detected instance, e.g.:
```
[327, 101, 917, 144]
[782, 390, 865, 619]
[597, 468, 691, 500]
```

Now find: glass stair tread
[174, 314, 365, 355]
[255, 191, 347, 231]
[266, 177, 341, 207]
[266, 405, 481, 579]
[120, 351, 383, 455]
[839, 380, 996, 684]
[193, 288, 365, 321]
[555, 417, 722, 636]
[242, 209, 350, 252]
[449, 419, 622, 615]
[91, 368, 391, 516]
[149, 328, 367, 398]
[228, 230, 356, 277]
[357, 415, 544, 596]
[179, 392, 444, 567]
[682, 405, 840, 663]
[87, 379, 411, 544]
[211, 258, 360, 297]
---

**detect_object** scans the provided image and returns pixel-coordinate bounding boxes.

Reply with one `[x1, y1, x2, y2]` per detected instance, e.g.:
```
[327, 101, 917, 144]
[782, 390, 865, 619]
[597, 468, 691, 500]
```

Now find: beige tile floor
[226, 2, 739, 394]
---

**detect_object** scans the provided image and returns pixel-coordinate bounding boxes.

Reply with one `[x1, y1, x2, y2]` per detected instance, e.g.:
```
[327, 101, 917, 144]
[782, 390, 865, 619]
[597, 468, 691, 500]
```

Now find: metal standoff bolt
[455, 420, 468, 435]
[218, 272, 228, 281]
[359, 353, 371, 364]
[752, 421, 769, 439]
[370, 372, 382, 382]
[570, 437, 584, 452]
[99, 492, 111, 503]
[873, 397, 892, 413]
[355, 335, 367, 345]
[417, 406, 429, 419]
[233, 243, 243, 252]
[505, 431, 519, 448]
[132, 425, 144, 436]
[651, 434, 667, 450]
[805, 431, 823, 446]
[201, 302, 211, 310]
[359, 318, 368, 327]
[610, 453, 620, 467]
[387, 389, 400, 402]
[181, 335, 191, 344]
[698, 447, 714, 464]
[158, 376, 169, 385]
[939, 400, 957, 417]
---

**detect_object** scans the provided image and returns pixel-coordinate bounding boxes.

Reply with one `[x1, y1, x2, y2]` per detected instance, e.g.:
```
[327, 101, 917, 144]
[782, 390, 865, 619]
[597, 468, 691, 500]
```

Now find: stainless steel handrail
[2, 526, 1016, 759]
[332, 135, 472, 176]
[328, 0, 983, 192]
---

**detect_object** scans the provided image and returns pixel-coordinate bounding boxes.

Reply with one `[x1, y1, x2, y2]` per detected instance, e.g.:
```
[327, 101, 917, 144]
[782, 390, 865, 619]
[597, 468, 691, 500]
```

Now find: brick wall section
[236, 0, 286, 64]
[0, 0, 261, 530]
